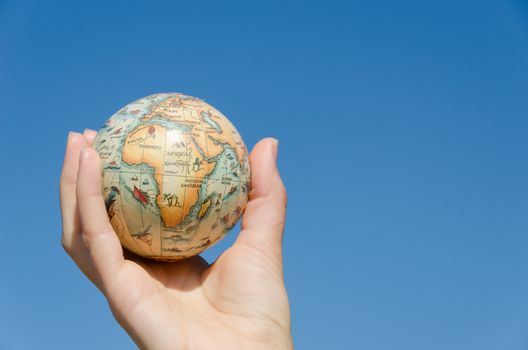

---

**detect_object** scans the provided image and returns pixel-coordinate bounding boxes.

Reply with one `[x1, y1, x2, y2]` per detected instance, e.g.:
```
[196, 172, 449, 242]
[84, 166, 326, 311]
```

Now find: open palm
[60, 130, 292, 350]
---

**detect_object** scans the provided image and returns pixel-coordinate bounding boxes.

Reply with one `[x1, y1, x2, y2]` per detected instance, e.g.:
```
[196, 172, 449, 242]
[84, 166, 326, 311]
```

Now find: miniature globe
[92, 93, 250, 261]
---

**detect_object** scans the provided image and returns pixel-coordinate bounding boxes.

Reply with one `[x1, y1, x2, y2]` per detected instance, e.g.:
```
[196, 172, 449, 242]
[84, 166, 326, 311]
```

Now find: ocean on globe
[92, 93, 250, 261]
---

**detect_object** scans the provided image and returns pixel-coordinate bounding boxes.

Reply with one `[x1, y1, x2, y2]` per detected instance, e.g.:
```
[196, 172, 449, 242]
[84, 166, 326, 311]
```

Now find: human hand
[60, 130, 292, 349]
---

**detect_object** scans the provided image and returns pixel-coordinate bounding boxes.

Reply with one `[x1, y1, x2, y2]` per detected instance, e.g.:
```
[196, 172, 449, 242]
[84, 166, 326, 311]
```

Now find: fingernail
[270, 138, 279, 163]
[68, 131, 83, 143]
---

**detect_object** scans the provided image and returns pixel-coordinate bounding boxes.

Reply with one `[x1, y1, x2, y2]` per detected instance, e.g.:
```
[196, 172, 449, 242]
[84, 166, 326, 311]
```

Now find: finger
[77, 146, 124, 290]
[60, 132, 87, 248]
[236, 138, 287, 259]
[60, 132, 102, 283]
[83, 128, 97, 145]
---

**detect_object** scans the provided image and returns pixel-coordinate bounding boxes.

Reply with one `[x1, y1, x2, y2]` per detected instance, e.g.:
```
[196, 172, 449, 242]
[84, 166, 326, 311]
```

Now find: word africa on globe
[92, 93, 250, 261]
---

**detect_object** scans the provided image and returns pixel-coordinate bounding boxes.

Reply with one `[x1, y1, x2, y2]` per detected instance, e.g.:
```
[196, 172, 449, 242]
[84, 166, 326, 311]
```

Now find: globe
[92, 93, 250, 261]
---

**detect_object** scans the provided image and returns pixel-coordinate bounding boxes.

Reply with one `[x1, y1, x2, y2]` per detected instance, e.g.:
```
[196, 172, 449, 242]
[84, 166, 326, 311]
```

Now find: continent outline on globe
[93, 93, 250, 261]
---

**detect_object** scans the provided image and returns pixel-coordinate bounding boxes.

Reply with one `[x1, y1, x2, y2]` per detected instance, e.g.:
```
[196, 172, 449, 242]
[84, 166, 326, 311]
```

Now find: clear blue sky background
[1, 0, 528, 349]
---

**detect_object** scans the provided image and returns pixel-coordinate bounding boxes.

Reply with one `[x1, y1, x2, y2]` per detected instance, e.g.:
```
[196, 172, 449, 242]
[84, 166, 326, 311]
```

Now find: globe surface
[92, 93, 250, 260]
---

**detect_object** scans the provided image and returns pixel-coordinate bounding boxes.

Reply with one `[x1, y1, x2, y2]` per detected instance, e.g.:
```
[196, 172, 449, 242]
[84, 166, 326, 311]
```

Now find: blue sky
[1, 0, 528, 349]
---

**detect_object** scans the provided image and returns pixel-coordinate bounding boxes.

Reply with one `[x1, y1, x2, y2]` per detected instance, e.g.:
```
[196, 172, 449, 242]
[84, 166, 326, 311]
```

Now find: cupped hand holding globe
[59, 100, 291, 348]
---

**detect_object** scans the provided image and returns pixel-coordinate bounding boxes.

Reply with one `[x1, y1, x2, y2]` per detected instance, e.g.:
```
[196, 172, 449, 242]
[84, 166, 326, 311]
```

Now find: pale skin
[60, 129, 293, 349]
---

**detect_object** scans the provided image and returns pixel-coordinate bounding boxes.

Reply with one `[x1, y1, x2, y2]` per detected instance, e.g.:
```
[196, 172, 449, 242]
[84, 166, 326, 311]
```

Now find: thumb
[236, 138, 287, 260]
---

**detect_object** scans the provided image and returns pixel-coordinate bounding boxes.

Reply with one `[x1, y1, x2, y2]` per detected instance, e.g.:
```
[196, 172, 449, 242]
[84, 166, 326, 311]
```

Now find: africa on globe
[92, 93, 250, 261]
